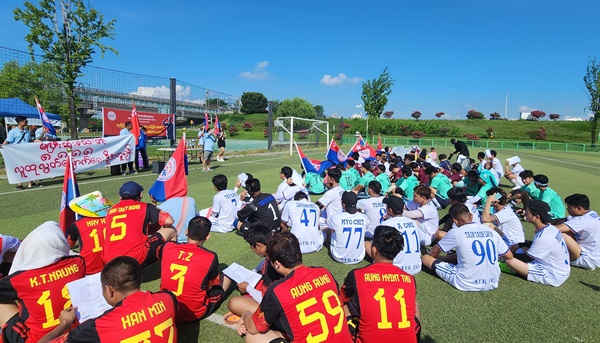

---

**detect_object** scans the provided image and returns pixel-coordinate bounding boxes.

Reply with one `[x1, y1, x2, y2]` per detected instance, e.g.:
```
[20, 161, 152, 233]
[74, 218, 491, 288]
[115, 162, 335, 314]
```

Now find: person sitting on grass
[403, 185, 439, 247]
[481, 187, 525, 247]
[209, 174, 239, 233]
[327, 191, 370, 264]
[39, 256, 177, 342]
[504, 159, 525, 190]
[504, 200, 571, 287]
[227, 225, 282, 318]
[554, 194, 599, 270]
[375, 164, 392, 193]
[396, 166, 419, 200]
[426, 166, 452, 210]
[280, 191, 324, 253]
[357, 181, 386, 239]
[422, 204, 512, 292]
[353, 161, 376, 193]
[159, 216, 224, 324]
[517, 170, 540, 199]
[341, 225, 421, 343]
[304, 169, 326, 194]
[533, 174, 566, 219]
[436, 187, 480, 240]
[236, 232, 351, 343]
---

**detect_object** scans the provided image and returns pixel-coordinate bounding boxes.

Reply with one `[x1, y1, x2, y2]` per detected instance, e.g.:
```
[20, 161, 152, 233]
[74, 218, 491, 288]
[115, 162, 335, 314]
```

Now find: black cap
[383, 196, 405, 213]
[119, 181, 143, 197]
[526, 200, 552, 223]
[341, 191, 358, 214]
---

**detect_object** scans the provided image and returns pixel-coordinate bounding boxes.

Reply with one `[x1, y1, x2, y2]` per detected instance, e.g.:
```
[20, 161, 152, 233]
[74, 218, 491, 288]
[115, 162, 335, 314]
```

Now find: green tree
[361, 67, 394, 120]
[14, 0, 117, 139]
[314, 105, 324, 119]
[584, 57, 600, 146]
[275, 98, 316, 120]
[240, 92, 268, 114]
[0, 60, 66, 115]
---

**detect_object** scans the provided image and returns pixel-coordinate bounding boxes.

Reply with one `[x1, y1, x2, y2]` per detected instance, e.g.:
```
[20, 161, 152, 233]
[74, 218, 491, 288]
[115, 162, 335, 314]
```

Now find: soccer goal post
[274, 116, 329, 156]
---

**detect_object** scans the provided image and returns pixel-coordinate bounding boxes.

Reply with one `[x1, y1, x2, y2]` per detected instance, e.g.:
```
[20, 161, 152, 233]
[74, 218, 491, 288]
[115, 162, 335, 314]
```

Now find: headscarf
[9, 221, 70, 275]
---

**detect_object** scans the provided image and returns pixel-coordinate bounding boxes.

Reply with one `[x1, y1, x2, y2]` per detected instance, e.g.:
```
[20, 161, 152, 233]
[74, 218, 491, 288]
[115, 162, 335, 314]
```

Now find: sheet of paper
[222, 262, 262, 287]
[246, 284, 263, 303]
[67, 273, 112, 323]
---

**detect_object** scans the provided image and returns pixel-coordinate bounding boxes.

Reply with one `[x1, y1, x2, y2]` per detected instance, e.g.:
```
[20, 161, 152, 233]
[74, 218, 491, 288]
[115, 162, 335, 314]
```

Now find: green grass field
[0, 146, 599, 342]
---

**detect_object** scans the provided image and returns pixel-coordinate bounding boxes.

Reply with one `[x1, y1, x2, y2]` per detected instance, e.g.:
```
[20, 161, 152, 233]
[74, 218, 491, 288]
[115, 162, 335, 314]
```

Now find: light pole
[357, 104, 367, 142]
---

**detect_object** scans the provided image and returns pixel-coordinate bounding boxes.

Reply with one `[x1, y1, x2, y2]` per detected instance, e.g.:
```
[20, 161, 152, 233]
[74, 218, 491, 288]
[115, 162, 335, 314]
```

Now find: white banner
[1, 135, 135, 184]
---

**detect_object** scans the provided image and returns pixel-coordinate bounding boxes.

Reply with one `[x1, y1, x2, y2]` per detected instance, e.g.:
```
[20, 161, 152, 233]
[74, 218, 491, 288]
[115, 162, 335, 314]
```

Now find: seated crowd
[0, 140, 597, 343]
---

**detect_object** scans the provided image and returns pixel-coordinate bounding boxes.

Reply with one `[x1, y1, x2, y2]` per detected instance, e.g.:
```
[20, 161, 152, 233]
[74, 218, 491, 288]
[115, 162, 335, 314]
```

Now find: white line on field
[516, 152, 600, 169]
[205, 313, 238, 331]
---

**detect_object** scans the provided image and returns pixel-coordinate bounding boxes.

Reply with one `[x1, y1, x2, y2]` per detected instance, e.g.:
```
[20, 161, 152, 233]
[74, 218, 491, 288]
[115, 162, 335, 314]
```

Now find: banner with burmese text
[0, 135, 135, 184]
[102, 107, 174, 139]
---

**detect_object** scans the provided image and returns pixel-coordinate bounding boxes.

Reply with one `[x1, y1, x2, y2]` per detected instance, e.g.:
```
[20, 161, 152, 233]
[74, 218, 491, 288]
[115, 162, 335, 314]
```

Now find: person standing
[135, 126, 149, 171]
[2, 116, 39, 189]
[120, 121, 136, 175]
[201, 129, 216, 172]
[448, 138, 471, 171]
[216, 130, 226, 162]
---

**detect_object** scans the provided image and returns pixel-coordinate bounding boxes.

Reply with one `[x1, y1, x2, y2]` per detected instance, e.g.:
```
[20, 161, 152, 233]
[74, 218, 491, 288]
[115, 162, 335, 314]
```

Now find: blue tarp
[0, 98, 61, 120]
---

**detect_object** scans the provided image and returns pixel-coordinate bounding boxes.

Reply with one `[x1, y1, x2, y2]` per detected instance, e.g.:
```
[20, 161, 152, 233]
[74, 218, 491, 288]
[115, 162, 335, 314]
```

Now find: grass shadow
[421, 334, 437, 343]
[580, 281, 600, 292]
[142, 261, 162, 283]
[177, 320, 201, 343]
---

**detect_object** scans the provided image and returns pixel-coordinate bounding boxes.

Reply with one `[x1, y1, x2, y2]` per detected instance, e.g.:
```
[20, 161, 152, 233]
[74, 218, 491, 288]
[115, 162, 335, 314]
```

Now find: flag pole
[67, 148, 79, 220]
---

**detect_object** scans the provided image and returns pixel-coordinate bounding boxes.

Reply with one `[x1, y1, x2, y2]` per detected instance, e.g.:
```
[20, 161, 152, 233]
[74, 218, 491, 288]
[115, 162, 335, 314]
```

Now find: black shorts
[199, 286, 225, 320]
[142, 232, 167, 268]
[2, 313, 27, 343]
[218, 140, 226, 148]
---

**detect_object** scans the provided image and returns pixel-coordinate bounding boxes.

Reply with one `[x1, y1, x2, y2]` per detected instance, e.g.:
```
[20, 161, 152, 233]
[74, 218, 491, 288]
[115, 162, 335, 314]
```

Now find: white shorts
[527, 262, 568, 287]
[571, 249, 598, 270]
[209, 217, 235, 233]
[432, 261, 495, 292]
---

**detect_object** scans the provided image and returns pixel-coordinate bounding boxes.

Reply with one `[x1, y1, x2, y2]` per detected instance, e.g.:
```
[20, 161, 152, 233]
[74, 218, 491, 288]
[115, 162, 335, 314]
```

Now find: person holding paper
[237, 232, 351, 342]
[504, 157, 525, 190]
[0, 222, 86, 343]
[39, 256, 177, 342]
[158, 216, 224, 323]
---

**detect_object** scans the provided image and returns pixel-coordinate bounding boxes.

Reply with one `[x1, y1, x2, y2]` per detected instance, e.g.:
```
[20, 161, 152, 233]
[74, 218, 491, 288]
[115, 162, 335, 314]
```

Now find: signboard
[102, 107, 175, 140]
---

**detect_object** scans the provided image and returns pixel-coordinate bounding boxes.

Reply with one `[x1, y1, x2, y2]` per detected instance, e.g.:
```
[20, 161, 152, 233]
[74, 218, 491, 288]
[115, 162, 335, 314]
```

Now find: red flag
[204, 112, 209, 132]
[214, 115, 221, 135]
[35, 97, 57, 136]
[59, 152, 80, 234]
[377, 134, 382, 153]
[149, 133, 188, 202]
[131, 101, 141, 145]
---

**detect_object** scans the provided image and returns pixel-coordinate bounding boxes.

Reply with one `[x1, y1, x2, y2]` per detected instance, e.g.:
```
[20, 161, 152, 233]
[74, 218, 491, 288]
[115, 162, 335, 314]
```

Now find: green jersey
[340, 170, 355, 191]
[359, 171, 376, 189]
[375, 173, 391, 193]
[304, 172, 325, 194]
[521, 182, 541, 199]
[540, 187, 566, 219]
[398, 175, 419, 199]
[348, 168, 361, 187]
[430, 173, 452, 200]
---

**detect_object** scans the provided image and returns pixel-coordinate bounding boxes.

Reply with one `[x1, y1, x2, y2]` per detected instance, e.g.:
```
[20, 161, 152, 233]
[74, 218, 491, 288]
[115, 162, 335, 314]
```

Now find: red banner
[102, 107, 174, 139]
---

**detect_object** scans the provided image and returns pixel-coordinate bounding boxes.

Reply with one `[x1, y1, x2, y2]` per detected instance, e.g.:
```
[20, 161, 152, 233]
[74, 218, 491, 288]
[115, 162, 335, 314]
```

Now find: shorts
[571, 249, 598, 270]
[199, 286, 225, 320]
[2, 313, 28, 343]
[203, 150, 214, 162]
[218, 140, 226, 148]
[431, 260, 496, 291]
[527, 262, 568, 286]
[143, 232, 167, 268]
[435, 195, 450, 209]
[209, 217, 235, 233]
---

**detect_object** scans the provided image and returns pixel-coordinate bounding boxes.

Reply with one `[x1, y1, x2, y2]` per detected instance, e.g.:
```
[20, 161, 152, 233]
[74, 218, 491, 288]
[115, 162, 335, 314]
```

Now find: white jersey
[327, 211, 369, 264]
[210, 189, 239, 232]
[382, 216, 424, 275]
[527, 225, 571, 284]
[493, 205, 524, 246]
[318, 185, 345, 219]
[452, 202, 481, 230]
[565, 210, 600, 268]
[281, 185, 310, 205]
[274, 180, 288, 203]
[491, 157, 504, 180]
[281, 199, 323, 254]
[416, 201, 439, 245]
[437, 222, 509, 291]
[357, 196, 387, 236]
[0, 234, 21, 263]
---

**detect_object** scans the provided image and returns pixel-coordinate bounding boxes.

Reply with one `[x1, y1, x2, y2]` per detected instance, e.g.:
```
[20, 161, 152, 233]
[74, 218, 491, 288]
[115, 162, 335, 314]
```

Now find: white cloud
[320, 73, 362, 86]
[240, 61, 270, 80]
[518, 105, 536, 112]
[129, 85, 203, 104]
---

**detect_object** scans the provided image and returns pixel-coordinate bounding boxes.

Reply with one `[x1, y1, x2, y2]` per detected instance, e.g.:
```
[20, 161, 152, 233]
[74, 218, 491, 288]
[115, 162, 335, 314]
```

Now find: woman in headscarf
[0, 221, 86, 343]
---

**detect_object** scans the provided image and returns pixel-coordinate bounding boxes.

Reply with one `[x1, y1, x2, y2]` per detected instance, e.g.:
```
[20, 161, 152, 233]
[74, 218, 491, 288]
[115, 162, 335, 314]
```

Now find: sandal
[15, 184, 24, 190]
[223, 312, 241, 325]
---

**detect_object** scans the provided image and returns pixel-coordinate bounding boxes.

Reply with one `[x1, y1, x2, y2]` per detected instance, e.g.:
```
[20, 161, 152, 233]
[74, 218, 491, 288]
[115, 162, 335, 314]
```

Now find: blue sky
[1, 0, 599, 120]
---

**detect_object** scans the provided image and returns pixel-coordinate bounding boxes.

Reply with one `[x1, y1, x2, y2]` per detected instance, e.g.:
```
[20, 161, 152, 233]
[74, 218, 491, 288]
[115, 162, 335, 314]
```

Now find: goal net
[273, 116, 329, 155]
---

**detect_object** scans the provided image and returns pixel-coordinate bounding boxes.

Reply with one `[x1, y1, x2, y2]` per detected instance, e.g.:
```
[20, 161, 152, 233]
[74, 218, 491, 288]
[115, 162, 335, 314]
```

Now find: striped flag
[214, 115, 221, 135]
[295, 142, 320, 174]
[204, 112, 209, 132]
[377, 134, 382, 154]
[59, 152, 80, 234]
[35, 97, 57, 136]
[149, 133, 188, 202]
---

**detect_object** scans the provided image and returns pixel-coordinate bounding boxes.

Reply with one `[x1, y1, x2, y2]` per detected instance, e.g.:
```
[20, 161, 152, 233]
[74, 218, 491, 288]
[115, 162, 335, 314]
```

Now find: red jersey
[340, 263, 418, 343]
[65, 291, 177, 343]
[103, 199, 158, 264]
[0, 256, 86, 343]
[252, 266, 351, 343]
[67, 217, 106, 274]
[159, 242, 220, 323]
